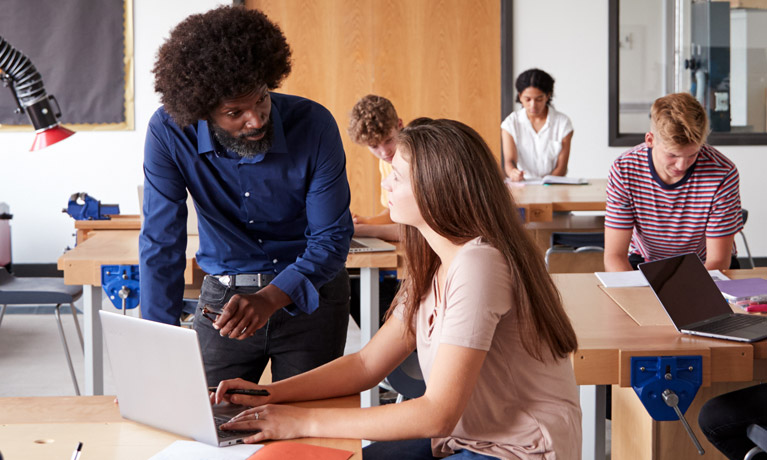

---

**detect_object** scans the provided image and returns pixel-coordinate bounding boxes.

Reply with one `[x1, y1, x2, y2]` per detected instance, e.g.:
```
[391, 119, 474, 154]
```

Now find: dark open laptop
[639, 253, 767, 343]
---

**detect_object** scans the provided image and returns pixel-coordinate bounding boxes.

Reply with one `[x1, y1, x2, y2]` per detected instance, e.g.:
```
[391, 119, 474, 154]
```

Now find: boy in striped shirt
[604, 93, 742, 271]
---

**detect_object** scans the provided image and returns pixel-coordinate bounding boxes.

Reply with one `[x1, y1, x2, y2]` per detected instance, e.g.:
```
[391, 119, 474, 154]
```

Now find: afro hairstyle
[153, 6, 292, 126]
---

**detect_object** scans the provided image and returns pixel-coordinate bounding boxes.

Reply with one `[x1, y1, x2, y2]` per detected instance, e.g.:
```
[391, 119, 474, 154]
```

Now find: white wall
[0, 0, 223, 264]
[514, 0, 767, 258]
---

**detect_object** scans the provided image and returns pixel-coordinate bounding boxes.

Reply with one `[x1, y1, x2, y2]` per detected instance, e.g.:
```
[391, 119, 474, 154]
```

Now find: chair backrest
[386, 351, 425, 400]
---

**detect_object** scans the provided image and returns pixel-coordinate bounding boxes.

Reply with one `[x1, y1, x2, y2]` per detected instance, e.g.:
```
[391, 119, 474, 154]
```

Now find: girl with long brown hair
[215, 119, 581, 459]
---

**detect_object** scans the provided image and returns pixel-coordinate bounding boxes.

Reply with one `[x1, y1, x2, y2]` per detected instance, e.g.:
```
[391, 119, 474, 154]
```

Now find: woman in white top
[502, 68, 574, 181]
[214, 119, 581, 459]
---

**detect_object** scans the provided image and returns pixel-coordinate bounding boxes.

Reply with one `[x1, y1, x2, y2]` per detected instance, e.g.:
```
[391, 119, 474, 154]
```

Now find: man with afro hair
[140, 6, 354, 386]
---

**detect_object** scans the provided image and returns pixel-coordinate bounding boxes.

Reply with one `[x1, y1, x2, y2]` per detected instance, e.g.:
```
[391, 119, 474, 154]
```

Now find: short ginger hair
[153, 6, 292, 127]
[650, 93, 709, 148]
[347, 95, 399, 146]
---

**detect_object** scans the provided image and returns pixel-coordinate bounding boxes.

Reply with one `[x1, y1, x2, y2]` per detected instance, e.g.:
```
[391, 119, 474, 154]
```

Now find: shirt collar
[195, 98, 288, 164]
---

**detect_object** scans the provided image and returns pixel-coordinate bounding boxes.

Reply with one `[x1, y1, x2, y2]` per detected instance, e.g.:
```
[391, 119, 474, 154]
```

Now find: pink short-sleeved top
[396, 238, 581, 459]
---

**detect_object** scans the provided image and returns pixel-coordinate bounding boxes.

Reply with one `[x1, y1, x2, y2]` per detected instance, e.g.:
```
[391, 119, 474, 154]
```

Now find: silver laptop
[349, 237, 396, 254]
[99, 310, 258, 446]
[639, 253, 767, 343]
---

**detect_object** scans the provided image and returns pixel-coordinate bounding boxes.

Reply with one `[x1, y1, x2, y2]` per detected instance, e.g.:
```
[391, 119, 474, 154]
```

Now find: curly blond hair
[651, 93, 709, 147]
[348, 95, 399, 146]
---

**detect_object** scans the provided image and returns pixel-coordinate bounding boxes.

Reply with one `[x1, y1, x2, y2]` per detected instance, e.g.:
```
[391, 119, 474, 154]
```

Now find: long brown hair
[391, 119, 577, 361]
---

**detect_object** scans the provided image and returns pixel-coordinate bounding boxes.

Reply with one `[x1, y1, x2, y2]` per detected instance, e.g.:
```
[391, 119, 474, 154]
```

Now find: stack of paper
[541, 175, 588, 185]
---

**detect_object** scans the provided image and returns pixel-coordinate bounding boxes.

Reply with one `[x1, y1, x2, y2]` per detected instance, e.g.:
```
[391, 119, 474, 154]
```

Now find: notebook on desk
[100, 311, 258, 446]
[639, 253, 767, 343]
[349, 237, 396, 254]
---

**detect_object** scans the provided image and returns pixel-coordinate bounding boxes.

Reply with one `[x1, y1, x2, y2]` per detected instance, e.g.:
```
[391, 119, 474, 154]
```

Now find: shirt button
[249, 220, 254, 224]
[258, 239, 263, 243]
[244, 192, 250, 197]
[272, 259, 278, 264]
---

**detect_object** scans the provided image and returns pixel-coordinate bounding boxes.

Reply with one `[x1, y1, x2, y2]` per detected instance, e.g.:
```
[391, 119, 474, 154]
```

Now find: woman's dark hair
[153, 6, 292, 126]
[515, 68, 555, 106]
[390, 119, 578, 361]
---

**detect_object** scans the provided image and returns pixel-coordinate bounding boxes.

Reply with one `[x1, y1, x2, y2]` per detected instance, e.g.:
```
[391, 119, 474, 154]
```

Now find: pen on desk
[70, 442, 83, 460]
[208, 386, 270, 396]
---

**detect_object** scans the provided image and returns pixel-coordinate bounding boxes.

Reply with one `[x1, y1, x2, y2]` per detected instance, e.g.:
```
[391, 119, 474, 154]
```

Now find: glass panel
[618, 0, 669, 133]
[615, 0, 767, 139]
[729, 5, 767, 133]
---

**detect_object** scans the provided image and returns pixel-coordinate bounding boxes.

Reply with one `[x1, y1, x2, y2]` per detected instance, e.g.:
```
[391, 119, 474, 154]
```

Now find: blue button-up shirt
[139, 93, 353, 325]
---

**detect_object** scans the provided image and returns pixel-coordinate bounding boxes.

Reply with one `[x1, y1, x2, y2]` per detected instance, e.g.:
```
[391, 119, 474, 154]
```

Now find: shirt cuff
[271, 269, 320, 315]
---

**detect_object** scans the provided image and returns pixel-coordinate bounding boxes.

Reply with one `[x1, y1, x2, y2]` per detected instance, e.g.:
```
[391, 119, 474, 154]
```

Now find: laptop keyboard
[214, 415, 248, 439]
[695, 314, 766, 334]
[350, 239, 366, 249]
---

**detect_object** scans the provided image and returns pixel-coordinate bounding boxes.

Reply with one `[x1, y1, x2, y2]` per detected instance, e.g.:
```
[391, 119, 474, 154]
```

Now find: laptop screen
[639, 253, 731, 328]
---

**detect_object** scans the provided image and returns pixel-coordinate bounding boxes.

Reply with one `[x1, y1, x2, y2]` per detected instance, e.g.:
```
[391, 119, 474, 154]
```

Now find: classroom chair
[740, 209, 755, 269]
[544, 232, 605, 274]
[0, 267, 83, 395]
[386, 351, 425, 403]
[745, 424, 767, 459]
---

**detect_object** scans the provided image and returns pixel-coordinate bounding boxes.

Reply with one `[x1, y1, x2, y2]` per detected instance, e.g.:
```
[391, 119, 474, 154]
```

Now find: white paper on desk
[595, 269, 729, 288]
[503, 177, 543, 186]
[594, 271, 648, 287]
[149, 440, 263, 460]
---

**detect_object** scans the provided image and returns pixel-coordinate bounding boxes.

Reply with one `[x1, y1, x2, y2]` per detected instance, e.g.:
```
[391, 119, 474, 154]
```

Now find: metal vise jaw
[64, 192, 120, 220]
[101, 265, 140, 314]
[631, 355, 705, 455]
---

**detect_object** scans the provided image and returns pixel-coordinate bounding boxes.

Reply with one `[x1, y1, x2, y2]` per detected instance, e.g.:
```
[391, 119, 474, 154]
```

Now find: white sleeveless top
[500, 106, 573, 179]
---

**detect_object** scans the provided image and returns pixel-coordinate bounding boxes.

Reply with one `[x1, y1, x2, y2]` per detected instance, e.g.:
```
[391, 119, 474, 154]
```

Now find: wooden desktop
[509, 178, 606, 222]
[0, 395, 362, 459]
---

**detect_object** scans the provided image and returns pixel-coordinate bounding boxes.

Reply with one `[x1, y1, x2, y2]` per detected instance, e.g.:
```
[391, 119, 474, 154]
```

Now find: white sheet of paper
[149, 440, 263, 460]
[595, 270, 728, 288]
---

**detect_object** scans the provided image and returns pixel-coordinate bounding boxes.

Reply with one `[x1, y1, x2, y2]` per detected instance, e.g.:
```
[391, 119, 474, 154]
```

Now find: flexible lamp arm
[0, 35, 67, 131]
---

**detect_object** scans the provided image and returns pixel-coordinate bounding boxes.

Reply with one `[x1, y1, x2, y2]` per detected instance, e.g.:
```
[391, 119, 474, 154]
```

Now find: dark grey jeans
[193, 270, 350, 387]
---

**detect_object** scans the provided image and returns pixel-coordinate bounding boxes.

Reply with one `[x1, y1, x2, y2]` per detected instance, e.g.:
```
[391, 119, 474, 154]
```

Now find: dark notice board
[0, 0, 132, 129]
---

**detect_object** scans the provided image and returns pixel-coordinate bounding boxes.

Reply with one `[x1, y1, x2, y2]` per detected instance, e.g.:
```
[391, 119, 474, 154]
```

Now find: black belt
[212, 273, 275, 288]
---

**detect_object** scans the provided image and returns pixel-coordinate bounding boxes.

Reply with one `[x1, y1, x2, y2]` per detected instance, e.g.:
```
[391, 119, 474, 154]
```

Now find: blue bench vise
[631, 355, 705, 455]
[64, 192, 120, 220]
[101, 265, 140, 314]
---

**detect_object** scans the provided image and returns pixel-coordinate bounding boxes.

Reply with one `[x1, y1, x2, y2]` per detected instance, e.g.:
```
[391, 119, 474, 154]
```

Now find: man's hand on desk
[213, 285, 291, 340]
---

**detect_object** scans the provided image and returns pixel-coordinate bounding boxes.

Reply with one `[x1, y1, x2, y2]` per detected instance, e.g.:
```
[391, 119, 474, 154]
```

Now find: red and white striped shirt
[605, 143, 742, 263]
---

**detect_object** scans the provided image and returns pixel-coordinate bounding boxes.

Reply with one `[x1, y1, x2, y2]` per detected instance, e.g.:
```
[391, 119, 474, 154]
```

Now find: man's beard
[211, 117, 274, 158]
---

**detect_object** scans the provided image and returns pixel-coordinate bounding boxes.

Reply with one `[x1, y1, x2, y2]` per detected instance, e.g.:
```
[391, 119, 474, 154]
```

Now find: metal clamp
[631, 355, 705, 455]
[102, 265, 140, 313]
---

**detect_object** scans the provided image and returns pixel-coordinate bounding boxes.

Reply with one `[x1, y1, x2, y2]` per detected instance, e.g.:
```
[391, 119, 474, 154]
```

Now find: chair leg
[69, 302, 84, 352]
[0, 304, 6, 329]
[740, 232, 756, 269]
[54, 304, 81, 396]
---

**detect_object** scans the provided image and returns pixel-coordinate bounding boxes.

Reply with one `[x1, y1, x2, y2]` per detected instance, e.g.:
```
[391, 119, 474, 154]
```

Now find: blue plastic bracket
[101, 265, 140, 311]
[631, 355, 703, 421]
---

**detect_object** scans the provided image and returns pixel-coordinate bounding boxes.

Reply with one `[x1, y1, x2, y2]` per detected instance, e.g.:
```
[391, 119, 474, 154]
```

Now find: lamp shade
[30, 124, 75, 151]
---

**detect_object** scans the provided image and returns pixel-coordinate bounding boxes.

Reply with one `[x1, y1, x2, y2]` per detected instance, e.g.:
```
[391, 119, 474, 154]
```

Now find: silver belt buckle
[255, 273, 264, 286]
[216, 275, 233, 287]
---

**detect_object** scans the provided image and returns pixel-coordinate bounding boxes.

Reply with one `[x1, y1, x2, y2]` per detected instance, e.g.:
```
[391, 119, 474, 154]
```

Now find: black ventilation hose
[0, 35, 61, 130]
